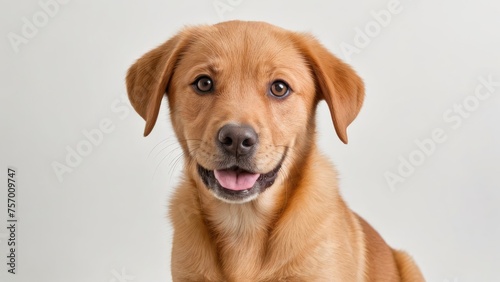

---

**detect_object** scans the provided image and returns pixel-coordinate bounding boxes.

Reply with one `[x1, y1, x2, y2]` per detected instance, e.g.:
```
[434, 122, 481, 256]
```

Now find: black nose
[217, 124, 258, 156]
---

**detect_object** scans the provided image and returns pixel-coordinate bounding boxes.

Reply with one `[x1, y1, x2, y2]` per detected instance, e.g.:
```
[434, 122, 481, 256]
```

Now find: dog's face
[167, 23, 316, 203]
[127, 21, 364, 203]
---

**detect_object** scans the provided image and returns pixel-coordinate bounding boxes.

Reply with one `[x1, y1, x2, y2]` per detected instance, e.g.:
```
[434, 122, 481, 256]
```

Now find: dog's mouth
[197, 162, 282, 203]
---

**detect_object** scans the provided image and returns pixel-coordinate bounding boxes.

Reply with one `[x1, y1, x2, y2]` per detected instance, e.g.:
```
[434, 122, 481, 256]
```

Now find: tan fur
[127, 21, 424, 281]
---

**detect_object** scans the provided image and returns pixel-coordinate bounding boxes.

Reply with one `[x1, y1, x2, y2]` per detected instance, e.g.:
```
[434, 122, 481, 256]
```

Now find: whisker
[167, 151, 186, 180]
[150, 138, 203, 163]
[153, 151, 176, 180]
[148, 137, 178, 159]
[152, 141, 186, 162]
[160, 145, 202, 180]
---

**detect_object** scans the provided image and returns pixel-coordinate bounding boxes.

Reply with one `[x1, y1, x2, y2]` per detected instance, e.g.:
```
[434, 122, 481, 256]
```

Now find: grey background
[1, 0, 499, 281]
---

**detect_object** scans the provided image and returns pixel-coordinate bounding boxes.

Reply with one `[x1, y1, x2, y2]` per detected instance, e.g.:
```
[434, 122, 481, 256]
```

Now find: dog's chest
[208, 204, 273, 279]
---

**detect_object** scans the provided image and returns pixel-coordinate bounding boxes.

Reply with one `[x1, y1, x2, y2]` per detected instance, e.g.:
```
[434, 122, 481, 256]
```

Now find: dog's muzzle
[196, 124, 284, 203]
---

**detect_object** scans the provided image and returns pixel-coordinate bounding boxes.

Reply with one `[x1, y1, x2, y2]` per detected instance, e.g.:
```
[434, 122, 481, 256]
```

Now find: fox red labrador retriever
[126, 20, 424, 281]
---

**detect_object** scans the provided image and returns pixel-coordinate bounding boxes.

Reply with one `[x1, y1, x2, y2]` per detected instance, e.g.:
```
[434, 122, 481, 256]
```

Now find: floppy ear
[293, 34, 365, 144]
[126, 30, 191, 136]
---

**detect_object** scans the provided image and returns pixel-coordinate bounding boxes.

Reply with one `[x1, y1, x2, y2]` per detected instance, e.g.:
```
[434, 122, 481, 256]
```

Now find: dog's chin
[197, 163, 282, 204]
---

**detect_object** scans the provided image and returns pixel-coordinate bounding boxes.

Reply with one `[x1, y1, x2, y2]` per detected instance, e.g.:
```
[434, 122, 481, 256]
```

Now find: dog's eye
[193, 76, 214, 93]
[270, 80, 290, 98]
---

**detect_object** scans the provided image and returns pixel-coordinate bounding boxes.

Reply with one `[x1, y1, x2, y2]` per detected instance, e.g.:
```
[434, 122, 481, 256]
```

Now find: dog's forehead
[184, 22, 305, 71]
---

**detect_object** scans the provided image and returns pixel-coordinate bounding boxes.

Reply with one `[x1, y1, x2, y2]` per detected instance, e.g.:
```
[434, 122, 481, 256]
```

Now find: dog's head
[127, 21, 364, 203]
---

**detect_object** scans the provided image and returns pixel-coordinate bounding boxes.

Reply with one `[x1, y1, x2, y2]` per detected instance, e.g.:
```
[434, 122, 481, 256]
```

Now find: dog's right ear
[126, 30, 192, 136]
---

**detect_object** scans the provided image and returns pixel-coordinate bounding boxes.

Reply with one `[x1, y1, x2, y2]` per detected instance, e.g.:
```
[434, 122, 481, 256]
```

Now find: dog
[126, 20, 424, 282]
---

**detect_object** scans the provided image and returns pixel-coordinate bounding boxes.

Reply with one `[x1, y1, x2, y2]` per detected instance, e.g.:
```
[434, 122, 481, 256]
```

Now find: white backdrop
[1, 0, 499, 281]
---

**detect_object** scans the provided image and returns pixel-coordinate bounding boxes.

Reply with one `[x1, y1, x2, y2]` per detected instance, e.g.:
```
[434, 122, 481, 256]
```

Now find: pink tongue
[214, 169, 260, 191]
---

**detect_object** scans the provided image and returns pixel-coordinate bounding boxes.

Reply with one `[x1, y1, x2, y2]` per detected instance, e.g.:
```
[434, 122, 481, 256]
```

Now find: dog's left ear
[126, 30, 192, 136]
[293, 34, 365, 144]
